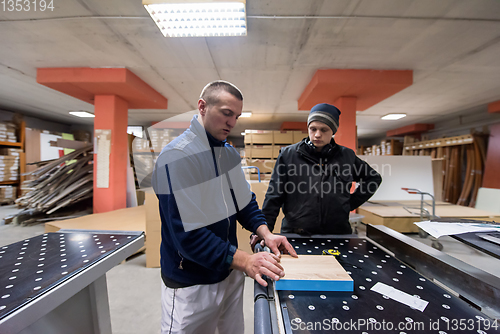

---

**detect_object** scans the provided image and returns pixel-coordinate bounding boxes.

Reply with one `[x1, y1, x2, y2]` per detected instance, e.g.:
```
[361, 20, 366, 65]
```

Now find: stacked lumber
[0, 185, 16, 203]
[361, 139, 403, 156]
[403, 133, 487, 207]
[0, 122, 17, 142]
[0, 148, 21, 182]
[11, 145, 94, 225]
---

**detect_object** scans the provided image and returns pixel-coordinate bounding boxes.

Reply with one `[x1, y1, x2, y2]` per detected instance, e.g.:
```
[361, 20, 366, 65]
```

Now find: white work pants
[161, 270, 245, 334]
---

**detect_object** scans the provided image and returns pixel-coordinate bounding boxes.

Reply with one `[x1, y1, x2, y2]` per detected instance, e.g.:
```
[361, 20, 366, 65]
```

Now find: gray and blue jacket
[153, 115, 266, 287]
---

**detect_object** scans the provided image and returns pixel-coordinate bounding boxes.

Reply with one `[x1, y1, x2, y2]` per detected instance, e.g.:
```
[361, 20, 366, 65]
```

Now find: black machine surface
[255, 225, 500, 334]
[0, 230, 144, 334]
[452, 231, 500, 260]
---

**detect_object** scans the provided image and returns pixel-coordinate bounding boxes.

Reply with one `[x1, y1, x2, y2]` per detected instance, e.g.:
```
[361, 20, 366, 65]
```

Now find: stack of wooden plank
[402, 132, 488, 207]
[0, 185, 16, 203]
[0, 122, 17, 142]
[0, 148, 20, 182]
[11, 145, 94, 225]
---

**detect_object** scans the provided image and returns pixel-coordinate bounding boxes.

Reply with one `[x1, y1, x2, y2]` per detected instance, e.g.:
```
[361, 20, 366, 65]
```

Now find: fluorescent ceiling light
[143, 0, 247, 37]
[69, 111, 95, 118]
[381, 113, 406, 120]
[240, 111, 252, 118]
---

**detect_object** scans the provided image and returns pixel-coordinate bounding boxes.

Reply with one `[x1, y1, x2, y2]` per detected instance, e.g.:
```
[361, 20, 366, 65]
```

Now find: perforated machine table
[0, 229, 144, 334]
[254, 225, 500, 334]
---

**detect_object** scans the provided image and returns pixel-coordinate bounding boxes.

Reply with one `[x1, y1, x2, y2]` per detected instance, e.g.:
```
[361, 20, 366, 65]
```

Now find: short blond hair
[200, 80, 243, 106]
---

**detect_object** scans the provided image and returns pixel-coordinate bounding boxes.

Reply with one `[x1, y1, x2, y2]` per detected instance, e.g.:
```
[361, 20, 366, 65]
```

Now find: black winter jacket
[262, 138, 382, 235]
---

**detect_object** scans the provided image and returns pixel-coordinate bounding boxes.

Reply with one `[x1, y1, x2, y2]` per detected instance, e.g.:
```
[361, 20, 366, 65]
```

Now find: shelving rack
[0, 120, 25, 198]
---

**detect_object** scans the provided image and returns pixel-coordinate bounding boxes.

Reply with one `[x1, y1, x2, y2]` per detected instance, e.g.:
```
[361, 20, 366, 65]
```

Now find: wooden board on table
[358, 204, 500, 233]
[276, 255, 353, 291]
[361, 205, 500, 218]
[366, 200, 451, 207]
[44, 205, 146, 233]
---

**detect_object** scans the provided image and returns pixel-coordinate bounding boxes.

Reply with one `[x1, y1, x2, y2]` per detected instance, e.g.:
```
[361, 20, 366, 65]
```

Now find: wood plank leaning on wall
[24, 128, 41, 182]
[482, 123, 500, 189]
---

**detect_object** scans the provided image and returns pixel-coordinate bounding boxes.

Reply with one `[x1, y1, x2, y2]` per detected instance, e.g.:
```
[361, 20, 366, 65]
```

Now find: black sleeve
[350, 156, 382, 210]
[261, 152, 287, 232]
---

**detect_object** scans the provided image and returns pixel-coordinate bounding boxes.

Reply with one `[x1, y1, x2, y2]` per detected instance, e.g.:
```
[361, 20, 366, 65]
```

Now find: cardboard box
[273, 146, 286, 159]
[249, 173, 272, 181]
[244, 132, 273, 145]
[292, 131, 307, 143]
[273, 131, 293, 144]
[246, 145, 273, 159]
[146, 229, 162, 268]
[245, 159, 276, 174]
[144, 190, 161, 268]
[243, 134, 252, 145]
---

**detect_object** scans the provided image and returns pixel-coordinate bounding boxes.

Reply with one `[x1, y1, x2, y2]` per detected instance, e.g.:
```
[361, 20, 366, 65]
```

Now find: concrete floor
[0, 205, 254, 334]
[1, 206, 499, 334]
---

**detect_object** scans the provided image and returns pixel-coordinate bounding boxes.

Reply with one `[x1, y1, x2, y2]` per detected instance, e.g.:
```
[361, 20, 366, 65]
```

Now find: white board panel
[40, 133, 62, 161]
[358, 155, 434, 201]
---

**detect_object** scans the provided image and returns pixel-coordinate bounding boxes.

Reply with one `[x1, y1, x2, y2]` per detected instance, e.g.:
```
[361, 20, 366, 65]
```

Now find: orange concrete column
[488, 100, 500, 113]
[334, 96, 357, 151]
[93, 95, 129, 213]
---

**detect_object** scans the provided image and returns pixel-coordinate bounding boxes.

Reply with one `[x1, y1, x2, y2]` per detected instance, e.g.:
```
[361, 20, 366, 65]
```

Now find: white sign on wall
[40, 133, 63, 161]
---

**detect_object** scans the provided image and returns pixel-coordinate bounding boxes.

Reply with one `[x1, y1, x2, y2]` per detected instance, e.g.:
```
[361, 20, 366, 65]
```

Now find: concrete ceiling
[1, 0, 500, 139]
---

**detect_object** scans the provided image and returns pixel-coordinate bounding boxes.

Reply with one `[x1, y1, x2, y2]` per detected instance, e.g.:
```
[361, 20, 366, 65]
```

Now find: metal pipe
[254, 280, 272, 334]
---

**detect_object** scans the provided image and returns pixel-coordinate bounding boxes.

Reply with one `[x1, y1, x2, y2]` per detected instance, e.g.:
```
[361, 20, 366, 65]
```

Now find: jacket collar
[297, 137, 339, 160]
[190, 115, 226, 148]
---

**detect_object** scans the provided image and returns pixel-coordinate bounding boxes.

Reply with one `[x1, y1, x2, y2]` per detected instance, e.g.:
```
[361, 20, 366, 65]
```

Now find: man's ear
[198, 99, 207, 115]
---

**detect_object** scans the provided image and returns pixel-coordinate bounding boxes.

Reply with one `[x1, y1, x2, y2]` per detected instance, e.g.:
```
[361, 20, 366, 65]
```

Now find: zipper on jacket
[215, 146, 231, 241]
[178, 251, 184, 270]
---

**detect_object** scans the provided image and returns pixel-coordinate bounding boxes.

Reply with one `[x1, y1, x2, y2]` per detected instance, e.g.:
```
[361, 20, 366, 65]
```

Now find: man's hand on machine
[246, 252, 284, 287]
[250, 233, 263, 251]
[254, 224, 298, 258]
[263, 234, 298, 258]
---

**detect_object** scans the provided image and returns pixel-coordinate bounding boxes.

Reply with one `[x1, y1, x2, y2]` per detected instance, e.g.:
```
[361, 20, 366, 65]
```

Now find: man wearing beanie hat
[259, 103, 382, 236]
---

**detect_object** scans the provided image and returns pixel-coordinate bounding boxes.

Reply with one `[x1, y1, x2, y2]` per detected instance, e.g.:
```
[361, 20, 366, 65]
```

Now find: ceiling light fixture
[143, 0, 247, 37]
[381, 113, 406, 120]
[240, 111, 252, 118]
[69, 111, 95, 118]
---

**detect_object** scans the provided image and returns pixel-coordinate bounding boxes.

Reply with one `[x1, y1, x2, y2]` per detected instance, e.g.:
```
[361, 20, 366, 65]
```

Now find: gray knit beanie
[307, 103, 341, 133]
